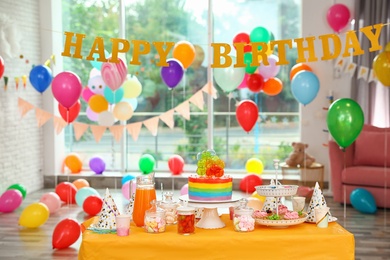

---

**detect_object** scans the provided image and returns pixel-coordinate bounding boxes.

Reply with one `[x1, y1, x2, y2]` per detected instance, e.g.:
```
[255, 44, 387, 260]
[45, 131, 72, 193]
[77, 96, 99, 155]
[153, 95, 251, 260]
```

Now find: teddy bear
[285, 142, 315, 167]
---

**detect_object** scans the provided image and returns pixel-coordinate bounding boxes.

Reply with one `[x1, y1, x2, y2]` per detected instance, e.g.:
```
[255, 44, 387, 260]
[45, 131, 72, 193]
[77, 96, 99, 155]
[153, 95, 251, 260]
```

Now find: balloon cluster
[0, 183, 26, 213]
[196, 150, 225, 177]
[161, 41, 196, 89]
[290, 63, 320, 106]
[84, 55, 141, 126]
[215, 26, 283, 96]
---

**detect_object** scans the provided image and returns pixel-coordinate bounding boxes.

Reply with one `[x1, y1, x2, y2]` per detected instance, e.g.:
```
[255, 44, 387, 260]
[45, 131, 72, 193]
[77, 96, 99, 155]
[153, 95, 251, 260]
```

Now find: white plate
[179, 195, 240, 204]
[255, 185, 299, 197]
[255, 213, 308, 228]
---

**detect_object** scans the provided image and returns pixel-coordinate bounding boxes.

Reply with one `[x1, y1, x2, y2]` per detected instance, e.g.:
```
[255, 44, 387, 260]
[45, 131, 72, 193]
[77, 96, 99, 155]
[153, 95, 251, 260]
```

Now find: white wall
[301, 0, 354, 183]
[0, 0, 43, 193]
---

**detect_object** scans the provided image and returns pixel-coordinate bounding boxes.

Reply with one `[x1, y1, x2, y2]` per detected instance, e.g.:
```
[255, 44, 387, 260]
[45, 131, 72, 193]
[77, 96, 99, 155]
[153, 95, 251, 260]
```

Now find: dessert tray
[255, 184, 299, 197]
[255, 213, 308, 228]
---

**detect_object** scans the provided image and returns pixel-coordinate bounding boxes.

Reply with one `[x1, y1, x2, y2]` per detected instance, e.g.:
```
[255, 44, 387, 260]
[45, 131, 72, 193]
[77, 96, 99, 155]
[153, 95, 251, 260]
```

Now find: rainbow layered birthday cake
[188, 150, 233, 201]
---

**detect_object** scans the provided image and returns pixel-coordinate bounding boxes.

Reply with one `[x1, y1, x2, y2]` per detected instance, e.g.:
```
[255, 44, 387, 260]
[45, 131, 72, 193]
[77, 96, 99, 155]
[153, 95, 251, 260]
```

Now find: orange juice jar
[132, 173, 156, 227]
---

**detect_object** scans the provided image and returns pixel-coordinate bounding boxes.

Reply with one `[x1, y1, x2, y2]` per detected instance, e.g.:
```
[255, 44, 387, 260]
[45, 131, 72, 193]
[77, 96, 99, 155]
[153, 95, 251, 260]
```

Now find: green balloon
[327, 98, 364, 149]
[244, 53, 258, 74]
[7, 183, 27, 199]
[139, 154, 156, 174]
[250, 26, 270, 44]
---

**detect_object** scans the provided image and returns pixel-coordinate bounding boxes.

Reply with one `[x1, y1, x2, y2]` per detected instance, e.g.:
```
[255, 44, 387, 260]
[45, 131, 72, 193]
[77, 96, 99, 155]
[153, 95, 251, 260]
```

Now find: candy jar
[233, 198, 255, 232]
[159, 191, 179, 225]
[144, 200, 166, 234]
[177, 204, 195, 235]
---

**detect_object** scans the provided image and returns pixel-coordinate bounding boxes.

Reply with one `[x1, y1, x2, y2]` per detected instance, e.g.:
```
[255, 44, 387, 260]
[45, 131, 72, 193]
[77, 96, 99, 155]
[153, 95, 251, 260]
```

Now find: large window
[62, 0, 301, 173]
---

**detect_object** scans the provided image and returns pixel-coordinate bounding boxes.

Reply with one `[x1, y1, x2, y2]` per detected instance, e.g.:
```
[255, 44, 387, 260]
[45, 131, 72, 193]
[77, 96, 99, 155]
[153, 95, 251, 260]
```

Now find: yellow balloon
[251, 191, 266, 202]
[191, 45, 205, 69]
[113, 102, 133, 121]
[373, 52, 390, 87]
[123, 75, 142, 98]
[385, 42, 390, 52]
[88, 94, 109, 113]
[245, 158, 264, 174]
[19, 202, 50, 228]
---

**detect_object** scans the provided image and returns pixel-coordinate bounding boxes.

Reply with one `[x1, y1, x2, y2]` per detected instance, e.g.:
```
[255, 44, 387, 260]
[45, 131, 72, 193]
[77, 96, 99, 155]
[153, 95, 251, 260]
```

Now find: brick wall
[0, 0, 44, 193]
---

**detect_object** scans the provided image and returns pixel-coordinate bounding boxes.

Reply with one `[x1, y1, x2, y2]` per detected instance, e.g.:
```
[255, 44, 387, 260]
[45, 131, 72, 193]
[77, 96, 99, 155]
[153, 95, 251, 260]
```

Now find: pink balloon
[52, 71, 83, 109]
[237, 73, 249, 89]
[121, 180, 136, 200]
[86, 106, 99, 121]
[40, 192, 62, 214]
[180, 184, 188, 195]
[0, 189, 23, 213]
[327, 4, 351, 33]
[101, 58, 127, 91]
[258, 54, 280, 80]
[82, 87, 94, 103]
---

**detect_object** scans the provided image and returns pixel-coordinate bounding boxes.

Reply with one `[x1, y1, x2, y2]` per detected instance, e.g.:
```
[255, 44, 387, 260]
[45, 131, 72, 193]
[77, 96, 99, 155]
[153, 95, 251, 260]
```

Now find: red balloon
[55, 182, 77, 204]
[239, 174, 263, 193]
[236, 100, 259, 133]
[247, 73, 264, 93]
[168, 154, 185, 175]
[58, 101, 81, 123]
[52, 218, 81, 249]
[0, 56, 4, 79]
[83, 195, 103, 216]
[233, 32, 252, 53]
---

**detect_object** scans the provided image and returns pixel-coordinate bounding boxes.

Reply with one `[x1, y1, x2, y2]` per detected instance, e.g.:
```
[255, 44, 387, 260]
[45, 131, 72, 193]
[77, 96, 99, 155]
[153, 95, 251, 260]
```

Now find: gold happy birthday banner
[61, 23, 385, 67]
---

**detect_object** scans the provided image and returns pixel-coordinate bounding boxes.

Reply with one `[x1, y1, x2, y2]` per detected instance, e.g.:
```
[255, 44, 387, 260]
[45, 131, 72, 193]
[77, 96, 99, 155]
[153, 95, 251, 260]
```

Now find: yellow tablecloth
[78, 215, 354, 260]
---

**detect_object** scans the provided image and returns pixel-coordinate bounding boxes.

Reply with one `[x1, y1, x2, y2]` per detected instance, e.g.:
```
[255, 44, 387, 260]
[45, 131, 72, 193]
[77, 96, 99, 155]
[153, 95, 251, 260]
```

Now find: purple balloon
[161, 58, 184, 88]
[89, 157, 106, 174]
[0, 189, 23, 213]
[258, 54, 280, 80]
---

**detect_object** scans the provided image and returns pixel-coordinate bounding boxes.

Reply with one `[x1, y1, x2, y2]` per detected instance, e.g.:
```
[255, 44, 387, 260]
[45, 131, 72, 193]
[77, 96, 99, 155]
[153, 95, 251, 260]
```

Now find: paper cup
[315, 207, 329, 228]
[292, 196, 306, 212]
[116, 214, 131, 236]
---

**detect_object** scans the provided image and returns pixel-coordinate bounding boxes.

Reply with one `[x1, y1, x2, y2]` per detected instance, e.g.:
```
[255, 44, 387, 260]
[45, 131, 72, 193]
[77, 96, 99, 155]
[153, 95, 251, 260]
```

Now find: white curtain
[352, 0, 390, 127]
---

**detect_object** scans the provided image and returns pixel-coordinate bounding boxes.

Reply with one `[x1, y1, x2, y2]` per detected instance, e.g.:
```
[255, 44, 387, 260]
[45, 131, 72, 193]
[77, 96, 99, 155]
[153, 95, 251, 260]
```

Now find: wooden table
[280, 162, 325, 188]
[79, 215, 354, 260]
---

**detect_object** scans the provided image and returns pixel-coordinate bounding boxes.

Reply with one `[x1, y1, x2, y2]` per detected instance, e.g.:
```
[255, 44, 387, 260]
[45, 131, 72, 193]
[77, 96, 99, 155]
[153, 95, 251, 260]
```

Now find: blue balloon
[291, 71, 320, 105]
[75, 187, 100, 207]
[29, 65, 53, 93]
[122, 174, 135, 185]
[350, 188, 377, 214]
[104, 87, 124, 104]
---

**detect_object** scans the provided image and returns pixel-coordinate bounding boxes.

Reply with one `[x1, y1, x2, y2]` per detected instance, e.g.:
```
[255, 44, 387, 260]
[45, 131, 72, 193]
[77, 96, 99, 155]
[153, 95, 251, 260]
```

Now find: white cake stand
[179, 195, 240, 229]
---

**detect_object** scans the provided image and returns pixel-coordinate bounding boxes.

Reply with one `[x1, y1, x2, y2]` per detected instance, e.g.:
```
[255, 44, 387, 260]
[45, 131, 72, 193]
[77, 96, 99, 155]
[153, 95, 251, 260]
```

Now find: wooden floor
[0, 188, 389, 260]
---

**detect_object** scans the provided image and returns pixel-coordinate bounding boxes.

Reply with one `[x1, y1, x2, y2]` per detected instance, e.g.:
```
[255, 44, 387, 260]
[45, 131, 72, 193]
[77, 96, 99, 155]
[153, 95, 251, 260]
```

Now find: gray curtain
[352, 0, 390, 127]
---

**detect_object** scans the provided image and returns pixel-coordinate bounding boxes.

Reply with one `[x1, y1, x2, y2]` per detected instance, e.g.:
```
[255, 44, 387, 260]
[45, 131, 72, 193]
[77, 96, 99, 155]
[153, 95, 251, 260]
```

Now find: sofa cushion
[342, 166, 390, 188]
[353, 125, 390, 167]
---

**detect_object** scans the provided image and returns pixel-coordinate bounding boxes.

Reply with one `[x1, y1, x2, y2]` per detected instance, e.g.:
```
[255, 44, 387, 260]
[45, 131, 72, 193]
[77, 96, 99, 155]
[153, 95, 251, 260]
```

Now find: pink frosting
[277, 205, 288, 215]
[284, 211, 299, 220]
[253, 210, 268, 218]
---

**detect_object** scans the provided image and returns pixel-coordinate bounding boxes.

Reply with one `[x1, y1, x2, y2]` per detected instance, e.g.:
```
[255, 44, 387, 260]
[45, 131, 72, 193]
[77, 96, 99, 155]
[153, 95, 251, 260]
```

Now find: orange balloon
[173, 41, 196, 69]
[72, 179, 90, 190]
[88, 94, 109, 113]
[64, 154, 83, 173]
[263, 78, 283, 96]
[290, 63, 312, 80]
